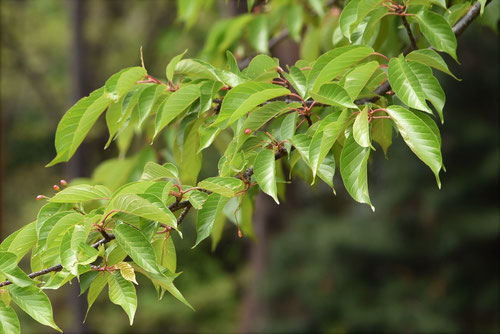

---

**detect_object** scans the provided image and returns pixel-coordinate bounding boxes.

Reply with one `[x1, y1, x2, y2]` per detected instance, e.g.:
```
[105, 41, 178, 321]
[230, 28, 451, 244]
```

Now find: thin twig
[401, 16, 417, 50]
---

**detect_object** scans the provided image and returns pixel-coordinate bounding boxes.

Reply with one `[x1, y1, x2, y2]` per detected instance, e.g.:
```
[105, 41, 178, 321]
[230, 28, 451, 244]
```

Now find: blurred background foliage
[1, 0, 498, 333]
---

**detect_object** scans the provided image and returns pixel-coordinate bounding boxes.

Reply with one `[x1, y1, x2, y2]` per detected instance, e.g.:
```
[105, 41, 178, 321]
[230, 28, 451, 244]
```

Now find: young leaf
[47, 88, 111, 166]
[282, 66, 307, 98]
[340, 134, 373, 210]
[50, 185, 112, 203]
[0, 221, 37, 262]
[353, 106, 372, 148]
[154, 85, 201, 139]
[388, 55, 432, 114]
[136, 85, 169, 128]
[409, 61, 446, 123]
[385, 106, 443, 188]
[105, 67, 147, 99]
[198, 177, 244, 197]
[194, 193, 229, 247]
[213, 82, 290, 127]
[108, 271, 137, 325]
[0, 300, 20, 334]
[8, 285, 61, 332]
[413, 10, 458, 61]
[406, 49, 459, 80]
[339, 0, 360, 41]
[254, 149, 279, 204]
[166, 49, 188, 83]
[105, 194, 177, 228]
[239, 101, 293, 136]
[310, 83, 357, 108]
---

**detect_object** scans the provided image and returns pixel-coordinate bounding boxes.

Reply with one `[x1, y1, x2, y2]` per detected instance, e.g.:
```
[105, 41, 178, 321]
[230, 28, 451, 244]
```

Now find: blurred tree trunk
[65, 1, 88, 332]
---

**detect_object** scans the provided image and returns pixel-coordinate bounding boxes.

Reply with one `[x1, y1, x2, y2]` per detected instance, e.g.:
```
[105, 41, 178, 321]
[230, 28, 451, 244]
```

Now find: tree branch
[401, 16, 417, 50]
[0, 199, 193, 288]
[355, 1, 486, 105]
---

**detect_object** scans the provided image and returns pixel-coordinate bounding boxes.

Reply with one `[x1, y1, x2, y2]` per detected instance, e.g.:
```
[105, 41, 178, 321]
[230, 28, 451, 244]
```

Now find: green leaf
[85, 272, 108, 320]
[353, 106, 372, 148]
[0, 252, 34, 287]
[317, 151, 336, 192]
[287, 5, 303, 41]
[254, 149, 279, 204]
[282, 66, 307, 98]
[8, 285, 61, 332]
[388, 55, 431, 113]
[213, 82, 290, 127]
[385, 106, 443, 188]
[154, 85, 201, 139]
[47, 88, 111, 166]
[175, 59, 221, 82]
[166, 49, 188, 83]
[136, 85, 169, 128]
[240, 101, 293, 136]
[413, 10, 458, 61]
[406, 49, 459, 80]
[248, 15, 268, 53]
[198, 177, 244, 197]
[409, 61, 446, 123]
[339, 0, 360, 41]
[0, 221, 37, 262]
[0, 300, 20, 334]
[194, 193, 229, 247]
[340, 134, 373, 210]
[141, 162, 179, 181]
[343, 61, 379, 99]
[308, 45, 374, 91]
[371, 117, 393, 157]
[105, 67, 147, 99]
[243, 55, 279, 81]
[108, 271, 137, 325]
[187, 190, 208, 210]
[113, 223, 162, 275]
[50, 184, 112, 203]
[310, 83, 357, 108]
[106, 194, 177, 228]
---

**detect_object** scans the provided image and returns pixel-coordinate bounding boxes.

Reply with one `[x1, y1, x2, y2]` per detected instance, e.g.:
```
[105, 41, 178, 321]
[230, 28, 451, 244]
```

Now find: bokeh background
[1, 1, 498, 333]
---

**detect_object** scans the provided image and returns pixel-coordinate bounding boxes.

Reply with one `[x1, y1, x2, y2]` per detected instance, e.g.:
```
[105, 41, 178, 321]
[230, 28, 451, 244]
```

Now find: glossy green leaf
[136, 85, 169, 128]
[282, 66, 307, 98]
[175, 59, 221, 82]
[240, 101, 293, 136]
[166, 49, 188, 83]
[343, 61, 379, 99]
[317, 152, 336, 192]
[194, 193, 229, 247]
[254, 149, 279, 204]
[50, 185, 112, 203]
[409, 61, 446, 123]
[243, 55, 279, 81]
[386, 106, 443, 187]
[309, 45, 374, 91]
[248, 15, 268, 53]
[310, 83, 357, 108]
[0, 252, 34, 287]
[141, 162, 179, 181]
[114, 223, 162, 275]
[340, 134, 373, 210]
[154, 85, 200, 139]
[108, 271, 137, 325]
[47, 88, 111, 166]
[0, 300, 20, 334]
[106, 194, 177, 228]
[214, 83, 289, 127]
[388, 55, 431, 113]
[406, 49, 459, 80]
[198, 177, 244, 197]
[413, 10, 458, 61]
[339, 0, 360, 41]
[8, 285, 61, 332]
[353, 106, 371, 148]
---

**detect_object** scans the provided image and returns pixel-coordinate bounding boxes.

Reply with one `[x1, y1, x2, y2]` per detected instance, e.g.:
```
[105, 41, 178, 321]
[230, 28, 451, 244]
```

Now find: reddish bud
[60, 179, 67, 187]
[237, 228, 243, 238]
[244, 128, 252, 135]
[36, 195, 45, 200]
[53, 185, 60, 192]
